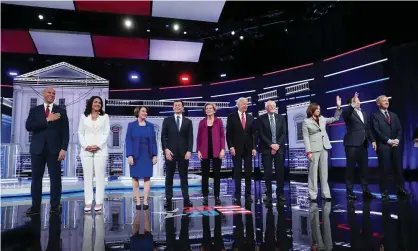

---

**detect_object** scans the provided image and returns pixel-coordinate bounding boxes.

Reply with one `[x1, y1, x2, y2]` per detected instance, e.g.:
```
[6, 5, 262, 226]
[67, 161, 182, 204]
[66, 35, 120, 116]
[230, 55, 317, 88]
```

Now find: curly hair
[84, 96, 105, 117]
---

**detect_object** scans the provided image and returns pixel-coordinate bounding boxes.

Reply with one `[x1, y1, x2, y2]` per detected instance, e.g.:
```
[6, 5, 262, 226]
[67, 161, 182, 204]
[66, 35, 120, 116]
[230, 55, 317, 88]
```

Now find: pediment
[14, 62, 108, 85]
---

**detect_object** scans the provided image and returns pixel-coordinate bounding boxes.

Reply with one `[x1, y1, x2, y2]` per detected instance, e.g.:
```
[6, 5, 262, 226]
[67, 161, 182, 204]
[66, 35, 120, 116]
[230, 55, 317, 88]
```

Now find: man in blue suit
[371, 95, 410, 199]
[25, 87, 69, 215]
[343, 92, 376, 200]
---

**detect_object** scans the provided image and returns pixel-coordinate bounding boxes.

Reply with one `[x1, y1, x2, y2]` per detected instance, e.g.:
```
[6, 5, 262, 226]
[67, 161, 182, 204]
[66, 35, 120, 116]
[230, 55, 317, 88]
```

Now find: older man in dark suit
[371, 95, 410, 199]
[343, 92, 376, 200]
[25, 87, 69, 215]
[226, 97, 257, 204]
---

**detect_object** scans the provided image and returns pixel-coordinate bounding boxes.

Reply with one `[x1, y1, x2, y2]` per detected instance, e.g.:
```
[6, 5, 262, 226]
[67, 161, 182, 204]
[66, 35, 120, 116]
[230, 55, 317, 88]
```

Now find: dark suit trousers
[377, 144, 404, 191]
[232, 149, 252, 197]
[31, 144, 62, 208]
[165, 151, 189, 201]
[201, 158, 222, 197]
[262, 152, 285, 196]
[345, 144, 369, 191]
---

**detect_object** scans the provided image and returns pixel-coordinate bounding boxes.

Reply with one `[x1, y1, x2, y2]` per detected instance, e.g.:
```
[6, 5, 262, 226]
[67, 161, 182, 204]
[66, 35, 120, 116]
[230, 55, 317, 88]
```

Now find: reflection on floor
[1, 179, 417, 250]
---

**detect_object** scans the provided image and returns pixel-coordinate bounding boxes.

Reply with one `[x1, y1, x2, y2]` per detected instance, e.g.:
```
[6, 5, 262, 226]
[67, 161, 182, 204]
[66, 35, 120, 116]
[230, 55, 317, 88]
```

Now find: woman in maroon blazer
[197, 103, 226, 206]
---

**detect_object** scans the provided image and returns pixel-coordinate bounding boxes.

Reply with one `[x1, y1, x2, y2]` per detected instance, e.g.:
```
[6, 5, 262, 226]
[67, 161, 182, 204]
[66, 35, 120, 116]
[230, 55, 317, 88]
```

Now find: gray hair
[376, 95, 387, 103]
[265, 100, 276, 108]
[236, 97, 248, 106]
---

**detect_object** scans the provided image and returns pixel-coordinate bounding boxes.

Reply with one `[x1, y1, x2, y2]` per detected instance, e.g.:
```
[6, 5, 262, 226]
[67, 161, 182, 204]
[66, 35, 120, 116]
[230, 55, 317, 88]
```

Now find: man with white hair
[226, 97, 257, 204]
[258, 100, 287, 204]
[371, 95, 410, 199]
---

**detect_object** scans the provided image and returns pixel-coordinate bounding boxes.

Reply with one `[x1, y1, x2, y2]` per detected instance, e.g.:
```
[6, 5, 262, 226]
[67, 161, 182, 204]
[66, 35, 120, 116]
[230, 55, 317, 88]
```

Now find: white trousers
[308, 149, 331, 199]
[80, 155, 107, 204]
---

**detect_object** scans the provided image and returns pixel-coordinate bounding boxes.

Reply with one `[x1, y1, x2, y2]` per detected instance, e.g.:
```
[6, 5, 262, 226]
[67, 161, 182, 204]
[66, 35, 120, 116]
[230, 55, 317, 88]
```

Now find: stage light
[220, 73, 226, 77]
[38, 15, 43, 20]
[231, 31, 235, 35]
[180, 74, 190, 84]
[184, 31, 187, 34]
[147, 29, 151, 32]
[215, 28, 219, 31]
[124, 19, 132, 28]
[131, 75, 138, 79]
[9, 71, 18, 76]
[173, 23, 180, 31]
[47, 22, 52, 25]
[239, 36, 244, 40]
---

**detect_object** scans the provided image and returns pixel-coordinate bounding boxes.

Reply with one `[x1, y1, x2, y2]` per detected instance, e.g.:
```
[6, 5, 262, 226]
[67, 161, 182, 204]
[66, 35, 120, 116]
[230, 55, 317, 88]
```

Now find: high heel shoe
[84, 204, 92, 212]
[94, 204, 102, 211]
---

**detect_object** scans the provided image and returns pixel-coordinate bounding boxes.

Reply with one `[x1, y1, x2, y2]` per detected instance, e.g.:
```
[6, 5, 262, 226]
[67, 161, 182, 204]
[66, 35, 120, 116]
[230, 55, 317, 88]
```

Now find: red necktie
[45, 105, 50, 117]
[385, 111, 390, 124]
[241, 112, 246, 130]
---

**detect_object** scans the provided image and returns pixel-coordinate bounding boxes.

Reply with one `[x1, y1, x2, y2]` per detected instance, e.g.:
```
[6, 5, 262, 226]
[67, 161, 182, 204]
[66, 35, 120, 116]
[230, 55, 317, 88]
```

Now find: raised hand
[336, 96, 341, 108]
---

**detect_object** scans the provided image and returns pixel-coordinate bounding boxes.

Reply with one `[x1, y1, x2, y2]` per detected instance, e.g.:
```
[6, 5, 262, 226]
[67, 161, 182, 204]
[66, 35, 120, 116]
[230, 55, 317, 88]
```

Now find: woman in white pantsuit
[302, 96, 342, 202]
[78, 96, 110, 212]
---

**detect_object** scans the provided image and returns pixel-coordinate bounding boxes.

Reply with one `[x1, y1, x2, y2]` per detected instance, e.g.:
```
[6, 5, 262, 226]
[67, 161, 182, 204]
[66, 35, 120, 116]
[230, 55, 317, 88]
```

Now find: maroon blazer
[196, 117, 225, 159]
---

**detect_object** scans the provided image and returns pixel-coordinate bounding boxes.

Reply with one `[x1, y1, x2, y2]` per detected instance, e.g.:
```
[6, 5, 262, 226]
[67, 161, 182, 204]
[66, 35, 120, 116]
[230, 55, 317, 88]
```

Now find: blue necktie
[270, 115, 276, 144]
[176, 116, 180, 131]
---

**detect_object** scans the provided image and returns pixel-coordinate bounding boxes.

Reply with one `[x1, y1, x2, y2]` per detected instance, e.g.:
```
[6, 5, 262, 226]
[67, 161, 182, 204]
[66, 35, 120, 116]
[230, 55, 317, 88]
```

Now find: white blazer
[78, 114, 110, 157]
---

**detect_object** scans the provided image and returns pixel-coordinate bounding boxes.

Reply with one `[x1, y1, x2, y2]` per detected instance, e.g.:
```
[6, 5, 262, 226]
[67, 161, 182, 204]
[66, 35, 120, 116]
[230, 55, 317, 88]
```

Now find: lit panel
[152, 0, 226, 22]
[74, 1, 151, 16]
[92, 35, 149, 59]
[29, 30, 94, 57]
[1, 30, 37, 54]
[2, 1, 75, 10]
[149, 39, 203, 62]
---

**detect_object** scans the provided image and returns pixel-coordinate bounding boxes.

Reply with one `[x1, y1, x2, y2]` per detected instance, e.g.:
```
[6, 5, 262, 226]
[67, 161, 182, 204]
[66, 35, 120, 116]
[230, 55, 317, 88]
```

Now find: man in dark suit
[371, 95, 410, 199]
[161, 100, 193, 208]
[25, 87, 69, 215]
[258, 100, 287, 204]
[342, 92, 376, 200]
[226, 97, 256, 204]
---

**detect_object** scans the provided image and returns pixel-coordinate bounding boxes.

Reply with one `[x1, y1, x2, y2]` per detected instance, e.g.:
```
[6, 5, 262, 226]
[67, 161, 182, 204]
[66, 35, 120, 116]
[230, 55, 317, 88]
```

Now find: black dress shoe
[233, 197, 241, 205]
[143, 204, 149, 210]
[164, 200, 172, 209]
[323, 197, 332, 202]
[381, 191, 389, 200]
[184, 200, 193, 208]
[26, 206, 40, 216]
[346, 191, 357, 200]
[363, 190, 376, 200]
[277, 195, 286, 202]
[215, 196, 221, 206]
[203, 196, 209, 206]
[50, 205, 61, 215]
[397, 187, 411, 198]
[136, 204, 142, 210]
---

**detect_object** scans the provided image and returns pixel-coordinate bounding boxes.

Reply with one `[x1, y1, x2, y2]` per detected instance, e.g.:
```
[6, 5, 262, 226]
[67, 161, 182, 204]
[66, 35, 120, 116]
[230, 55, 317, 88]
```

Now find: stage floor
[1, 179, 417, 250]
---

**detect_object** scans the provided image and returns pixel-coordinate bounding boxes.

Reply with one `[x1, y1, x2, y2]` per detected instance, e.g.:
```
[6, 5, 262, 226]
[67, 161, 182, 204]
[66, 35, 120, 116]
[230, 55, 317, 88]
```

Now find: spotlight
[9, 71, 18, 76]
[240, 36, 244, 40]
[173, 24, 180, 31]
[146, 29, 151, 32]
[220, 73, 226, 78]
[129, 73, 141, 83]
[131, 75, 138, 79]
[124, 19, 132, 28]
[231, 31, 235, 35]
[215, 28, 219, 31]
[180, 74, 190, 84]
[47, 22, 52, 25]
[38, 15, 43, 20]
[184, 31, 187, 34]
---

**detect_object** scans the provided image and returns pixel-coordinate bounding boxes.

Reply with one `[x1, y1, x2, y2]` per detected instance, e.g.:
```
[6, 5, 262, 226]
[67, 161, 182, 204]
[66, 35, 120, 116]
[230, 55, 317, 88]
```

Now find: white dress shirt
[351, 104, 364, 123]
[174, 114, 183, 129]
[44, 103, 53, 113]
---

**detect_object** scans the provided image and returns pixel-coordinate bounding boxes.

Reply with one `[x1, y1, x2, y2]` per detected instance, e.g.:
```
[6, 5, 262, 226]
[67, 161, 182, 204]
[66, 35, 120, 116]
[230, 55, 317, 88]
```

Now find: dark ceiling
[2, 1, 418, 91]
